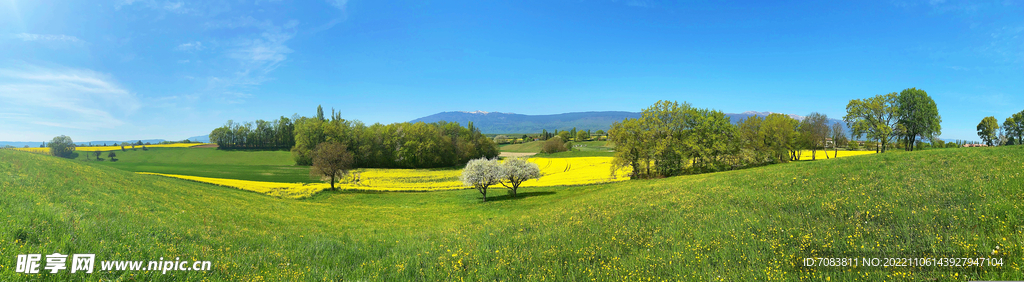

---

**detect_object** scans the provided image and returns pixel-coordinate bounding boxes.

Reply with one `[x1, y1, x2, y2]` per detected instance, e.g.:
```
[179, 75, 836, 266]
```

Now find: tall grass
[1, 146, 1021, 281]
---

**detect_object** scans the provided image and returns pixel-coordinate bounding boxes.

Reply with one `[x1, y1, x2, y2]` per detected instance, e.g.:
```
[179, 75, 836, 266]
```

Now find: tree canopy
[310, 142, 354, 190]
[461, 158, 502, 201]
[977, 116, 1000, 146]
[497, 157, 541, 197]
[895, 88, 941, 151]
[844, 92, 899, 153]
[47, 135, 76, 158]
[1003, 110, 1024, 145]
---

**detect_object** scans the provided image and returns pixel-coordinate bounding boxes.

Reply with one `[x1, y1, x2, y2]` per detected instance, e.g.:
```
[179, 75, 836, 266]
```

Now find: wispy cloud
[14, 33, 85, 44]
[176, 41, 204, 51]
[327, 0, 348, 11]
[0, 64, 140, 131]
[201, 17, 298, 103]
[116, 0, 192, 14]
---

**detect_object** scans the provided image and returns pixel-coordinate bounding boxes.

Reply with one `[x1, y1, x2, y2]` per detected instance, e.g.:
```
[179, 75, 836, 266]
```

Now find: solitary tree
[895, 88, 941, 151]
[1004, 110, 1024, 145]
[94, 150, 103, 160]
[977, 116, 1000, 146]
[493, 135, 508, 144]
[798, 112, 830, 160]
[576, 130, 590, 142]
[310, 142, 354, 190]
[47, 135, 75, 158]
[844, 93, 899, 153]
[107, 151, 117, 161]
[830, 122, 846, 157]
[557, 131, 572, 142]
[461, 158, 502, 201]
[498, 157, 541, 197]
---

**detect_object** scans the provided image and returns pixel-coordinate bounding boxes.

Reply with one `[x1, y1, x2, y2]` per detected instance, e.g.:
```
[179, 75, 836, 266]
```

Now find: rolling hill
[1, 145, 1019, 280]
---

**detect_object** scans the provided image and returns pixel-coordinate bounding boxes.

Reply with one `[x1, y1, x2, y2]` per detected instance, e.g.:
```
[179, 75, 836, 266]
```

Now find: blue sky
[1, 0, 1021, 142]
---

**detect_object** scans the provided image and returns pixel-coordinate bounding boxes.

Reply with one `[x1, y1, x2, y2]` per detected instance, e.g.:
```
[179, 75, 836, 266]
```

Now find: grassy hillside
[1, 147, 1022, 281]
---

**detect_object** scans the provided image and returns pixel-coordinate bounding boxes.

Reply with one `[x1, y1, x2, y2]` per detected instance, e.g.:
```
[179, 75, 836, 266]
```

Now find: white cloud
[327, 0, 348, 11]
[200, 18, 298, 103]
[15, 33, 84, 44]
[0, 65, 140, 132]
[116, 0, 192, 14]
[176, 41, 204, 51]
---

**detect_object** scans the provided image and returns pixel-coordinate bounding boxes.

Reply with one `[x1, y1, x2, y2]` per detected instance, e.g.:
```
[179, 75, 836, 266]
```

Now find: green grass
[77, 147, 313, 183]
[501, 140, 614, 156]
[1, 146, 1022, 281]
[534, 150, 615, 158]
[498, 141, 544, 153]
[531, 140, 616, 157]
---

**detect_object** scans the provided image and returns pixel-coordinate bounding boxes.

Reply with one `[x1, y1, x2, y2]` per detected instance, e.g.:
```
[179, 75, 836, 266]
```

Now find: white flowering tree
[461, 158, 502, 201]
[498, 157, 541, 197]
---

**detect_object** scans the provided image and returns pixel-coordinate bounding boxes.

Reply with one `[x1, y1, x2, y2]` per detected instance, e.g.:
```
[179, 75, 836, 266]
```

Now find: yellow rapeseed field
[8, 143, 208, 154]
[140, 157, 631, 198]
[76, 143, 208, 151]
[8, 147, 50, 154]
[795, 149, 876, 161]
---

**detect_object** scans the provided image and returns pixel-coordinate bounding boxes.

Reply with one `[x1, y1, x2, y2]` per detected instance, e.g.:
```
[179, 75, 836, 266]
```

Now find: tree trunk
[330, 175, 336, 190]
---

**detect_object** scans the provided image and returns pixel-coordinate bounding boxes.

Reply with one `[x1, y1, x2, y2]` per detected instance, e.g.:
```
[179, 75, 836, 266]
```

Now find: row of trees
[289, 106, 499, 168]
[843, 88, 942, 153]
[209, 116, 297, 149]
[609, 101, 847, 179]
[538, 128, 606, 141]
[977, 110, 1024, 146]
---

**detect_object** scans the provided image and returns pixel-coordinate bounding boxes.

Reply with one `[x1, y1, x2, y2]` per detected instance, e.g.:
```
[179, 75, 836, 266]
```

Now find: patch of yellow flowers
[139, 157, 632, 199]
[8, 143, 208, 154]
[76, 143, 208, 151]
[795, 150, 876, 161]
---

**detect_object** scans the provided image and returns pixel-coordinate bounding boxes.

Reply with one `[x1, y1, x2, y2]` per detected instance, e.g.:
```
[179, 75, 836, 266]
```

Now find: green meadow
[1, 145, 1021, 281]
[74, 147, 311, 183]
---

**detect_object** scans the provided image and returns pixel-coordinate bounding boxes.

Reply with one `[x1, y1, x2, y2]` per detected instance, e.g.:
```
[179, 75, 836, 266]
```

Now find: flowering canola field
[8, 143, 208, 154]
[139, 157, 631, 198]
[796, 149, 876, 161]
[76, 143, 208, 151]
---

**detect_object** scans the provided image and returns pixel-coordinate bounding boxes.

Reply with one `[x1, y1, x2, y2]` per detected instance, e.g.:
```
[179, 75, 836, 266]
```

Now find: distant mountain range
[0, 139, 168, 148]
[1, 135, 210, 148]
[410, 110, 847, 134]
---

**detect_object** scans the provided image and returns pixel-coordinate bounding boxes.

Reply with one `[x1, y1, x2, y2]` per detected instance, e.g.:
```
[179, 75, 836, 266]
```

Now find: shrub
[542, 136, 568, 154]
[47, 135, 75, 158]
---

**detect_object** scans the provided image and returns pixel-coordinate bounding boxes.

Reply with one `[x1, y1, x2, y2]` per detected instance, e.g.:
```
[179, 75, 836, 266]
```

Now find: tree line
[209, 116, 297, 149]
[843, 88, 942, 152]
[976, 110, 1024, 146]
[609, 100, 809, 178]
[610, 88, 944, 179]
[283, 106, 499, 168]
